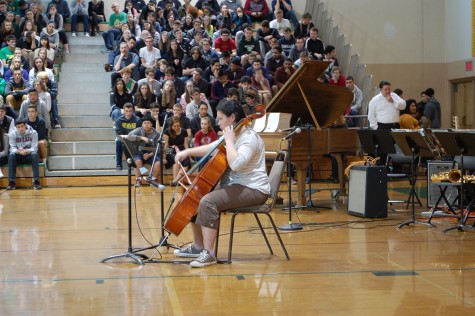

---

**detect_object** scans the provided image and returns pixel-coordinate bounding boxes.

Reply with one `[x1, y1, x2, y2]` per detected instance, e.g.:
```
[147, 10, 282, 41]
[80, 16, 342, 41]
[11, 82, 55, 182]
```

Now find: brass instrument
[431, 169, 475, 183]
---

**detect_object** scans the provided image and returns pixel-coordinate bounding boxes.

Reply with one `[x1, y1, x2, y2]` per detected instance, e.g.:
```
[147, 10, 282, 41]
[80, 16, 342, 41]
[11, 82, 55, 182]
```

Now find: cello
[164, 105, 266, 236]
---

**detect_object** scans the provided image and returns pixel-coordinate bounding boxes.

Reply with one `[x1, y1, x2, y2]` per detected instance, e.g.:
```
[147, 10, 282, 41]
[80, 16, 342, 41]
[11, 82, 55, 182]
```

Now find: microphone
[279, 126, 296, 132]
[146, 176, 166, 191]
[294, 117, 302, 127]
[282, 127, 302, 140]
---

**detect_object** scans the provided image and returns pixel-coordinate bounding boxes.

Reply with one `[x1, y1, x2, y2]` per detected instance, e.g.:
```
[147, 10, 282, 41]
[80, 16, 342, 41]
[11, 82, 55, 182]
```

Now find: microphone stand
[100, 158, 149, 265]
[142, 112, 181, 250]
[279, 128, 302, 231]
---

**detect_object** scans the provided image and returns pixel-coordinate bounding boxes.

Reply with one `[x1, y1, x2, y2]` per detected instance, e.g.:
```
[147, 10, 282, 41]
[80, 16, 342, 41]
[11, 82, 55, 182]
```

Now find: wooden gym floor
[1, 179, 474, 315]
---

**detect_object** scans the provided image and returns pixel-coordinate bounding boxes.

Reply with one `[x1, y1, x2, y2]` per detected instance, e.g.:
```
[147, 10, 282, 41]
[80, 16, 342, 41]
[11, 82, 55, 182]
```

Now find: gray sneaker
[190, 249, 217, 268]
[173, 244, 202, 258]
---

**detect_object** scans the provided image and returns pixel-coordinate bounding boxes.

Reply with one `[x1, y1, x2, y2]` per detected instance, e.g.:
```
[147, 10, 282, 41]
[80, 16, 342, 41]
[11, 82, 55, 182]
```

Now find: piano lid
[266, 60, 353, 129]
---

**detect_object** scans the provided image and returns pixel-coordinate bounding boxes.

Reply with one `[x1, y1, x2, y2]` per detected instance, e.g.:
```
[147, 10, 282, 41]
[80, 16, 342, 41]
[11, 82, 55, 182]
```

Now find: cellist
[173, 100, 270, 268]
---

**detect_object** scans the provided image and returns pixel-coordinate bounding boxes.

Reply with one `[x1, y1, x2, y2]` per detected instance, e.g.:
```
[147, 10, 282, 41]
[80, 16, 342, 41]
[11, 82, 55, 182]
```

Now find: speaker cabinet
[427, 161, 458, 207]
[348, 166, 388, 218]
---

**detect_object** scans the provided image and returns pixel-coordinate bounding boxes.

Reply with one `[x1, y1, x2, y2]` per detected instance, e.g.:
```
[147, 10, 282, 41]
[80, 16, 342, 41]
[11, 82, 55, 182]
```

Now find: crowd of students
[105, 0, 360, 186]
[0, 0, 79, 190]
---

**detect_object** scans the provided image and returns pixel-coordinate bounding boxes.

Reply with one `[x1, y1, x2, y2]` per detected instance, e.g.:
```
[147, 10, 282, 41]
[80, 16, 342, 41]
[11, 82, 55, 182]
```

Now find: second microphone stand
[279, 128, 302, 231]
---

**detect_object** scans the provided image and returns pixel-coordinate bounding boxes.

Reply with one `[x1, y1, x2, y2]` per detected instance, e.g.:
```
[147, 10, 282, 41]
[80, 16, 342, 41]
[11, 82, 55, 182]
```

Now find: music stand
[100, 137, 150, 265]
[435, 131, 475, 232]
[391, 130, 436, 228]
[357, 129, 398, 160]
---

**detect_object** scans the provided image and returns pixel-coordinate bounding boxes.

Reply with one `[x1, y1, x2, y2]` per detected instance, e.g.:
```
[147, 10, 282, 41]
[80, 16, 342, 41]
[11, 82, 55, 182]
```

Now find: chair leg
[254, 213, 274, 255]
[264, 213, 290, 260]
[214, 215, 221, 261]
[226, 211, 239, 263]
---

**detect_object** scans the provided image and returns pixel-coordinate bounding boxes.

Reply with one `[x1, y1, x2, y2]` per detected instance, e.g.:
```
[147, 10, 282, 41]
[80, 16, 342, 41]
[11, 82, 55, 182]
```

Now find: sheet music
[263, 113, 281, 132]
[253, 115, 267, 132]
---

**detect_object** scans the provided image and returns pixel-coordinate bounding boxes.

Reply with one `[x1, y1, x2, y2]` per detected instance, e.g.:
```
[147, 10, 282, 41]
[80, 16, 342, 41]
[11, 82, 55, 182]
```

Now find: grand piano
[261, 61, 360, 205]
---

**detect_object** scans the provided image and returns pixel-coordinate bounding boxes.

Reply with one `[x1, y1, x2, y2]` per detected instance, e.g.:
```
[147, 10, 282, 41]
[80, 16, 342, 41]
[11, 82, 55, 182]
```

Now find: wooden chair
[214, 151, 290, 263]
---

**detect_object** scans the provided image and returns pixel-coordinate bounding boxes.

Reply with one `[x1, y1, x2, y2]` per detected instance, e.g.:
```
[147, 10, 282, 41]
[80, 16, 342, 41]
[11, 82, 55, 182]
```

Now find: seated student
[288, 36, 307, 63]
[70, 0, 89, 37]
[0, 102, 15, 134]
[137, 67, 162, 97]
[270, 9, 291, 36]
[328, 66, 345, 87]
[7, 118, 42, 190]
[186, 87, 213, 120]
[125, 115, 160, 186]
[193, 116, 218, 147]
[37, 71, 60, 128]
[251, 68, 272, 105]
[163, 103, 192, 138]
[210, 70, 234, 115]
[163, 116, 191, 186]
[265, 45, 284, 81]
[241, 87, 258, 115]
[238, 75, 260, 105]
[134, 82, 157, 118]
[181, 46, 208, 82]
[110, 77, 133, 122]
[4, 56, 30, 82]
[157, 79, 176, 121]
[225, 57, 245, 86]
[294, 12, 314, 40]
[25, 104, 47, 161]
[0, 35, 17, 70]
[18, 88, 51, 131]
[114, 103, 142, 170]
[272, 57, 295, 94]
[5, 68, 31, 117]
[120, 68, 137, 95]
[190, 101, 216, 136]
[278, 27, 295, 57]
[0, 122, 8, 165]
[88, 0, 106, 36]
[190, 68, 210, 97]
[399, 98, 420, 130]
[256, 20, 280, 56]
[193, 116, 218, 167]
[237, 26, 259, 58]
[244, 0, 271, 23]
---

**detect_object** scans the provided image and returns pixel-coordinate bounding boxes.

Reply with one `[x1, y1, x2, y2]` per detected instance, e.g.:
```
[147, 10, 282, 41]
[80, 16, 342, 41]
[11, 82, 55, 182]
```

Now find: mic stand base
[278, 223, 303, 231]
[100, 247, 148, 265]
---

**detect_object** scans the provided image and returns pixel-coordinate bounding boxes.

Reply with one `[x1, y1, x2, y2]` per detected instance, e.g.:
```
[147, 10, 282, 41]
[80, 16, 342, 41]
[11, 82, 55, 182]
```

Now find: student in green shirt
[101, 2, 126, 51]
[0, 34, 16, 71]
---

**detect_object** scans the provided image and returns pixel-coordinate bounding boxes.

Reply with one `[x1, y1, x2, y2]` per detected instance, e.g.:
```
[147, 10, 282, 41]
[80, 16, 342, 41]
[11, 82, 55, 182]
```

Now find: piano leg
[336, 154, 347, 195]
[294, 161, 308, 206]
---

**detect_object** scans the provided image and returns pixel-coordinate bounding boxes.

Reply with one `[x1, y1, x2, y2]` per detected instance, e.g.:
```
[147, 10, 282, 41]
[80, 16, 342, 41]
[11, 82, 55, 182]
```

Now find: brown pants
[194, 184, 269, 229]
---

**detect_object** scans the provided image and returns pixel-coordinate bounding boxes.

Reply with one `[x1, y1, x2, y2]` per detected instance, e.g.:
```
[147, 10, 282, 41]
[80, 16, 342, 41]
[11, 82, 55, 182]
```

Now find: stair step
[47, 155, 118, 170]
[59, 103, 109, 116]
[70, 46, 107, 54]
[63, 54, 107, 64]
[45, 169, 128, 177]
[60, 63, 110, 73]
[49, 141, 115, 155]
[59, 82, 109, 93]
[58, 92, 109, 104]
[60, 115, 112, 128]
[51, 128, 114, 141]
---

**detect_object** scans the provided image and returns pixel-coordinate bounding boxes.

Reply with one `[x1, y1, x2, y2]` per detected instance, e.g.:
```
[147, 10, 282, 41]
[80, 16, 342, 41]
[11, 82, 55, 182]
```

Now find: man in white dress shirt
[368, 80, 406, 130]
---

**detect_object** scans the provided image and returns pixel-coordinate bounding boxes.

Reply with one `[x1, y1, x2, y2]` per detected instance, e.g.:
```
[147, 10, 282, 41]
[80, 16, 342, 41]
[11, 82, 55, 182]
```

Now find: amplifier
[348, 166, 388, 218]
[427, 161, 458, 207]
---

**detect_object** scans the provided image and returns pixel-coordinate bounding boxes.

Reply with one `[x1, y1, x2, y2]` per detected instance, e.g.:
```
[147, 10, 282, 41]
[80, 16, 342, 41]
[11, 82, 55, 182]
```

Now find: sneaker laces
[196, 249, 211, 262]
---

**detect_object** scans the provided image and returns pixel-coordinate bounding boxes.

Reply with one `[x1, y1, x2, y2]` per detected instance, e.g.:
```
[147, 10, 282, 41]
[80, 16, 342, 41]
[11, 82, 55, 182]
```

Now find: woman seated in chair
[399, 99, 420, 130]
[172, 100, 270, 268]
[163, 116, 191, 186]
